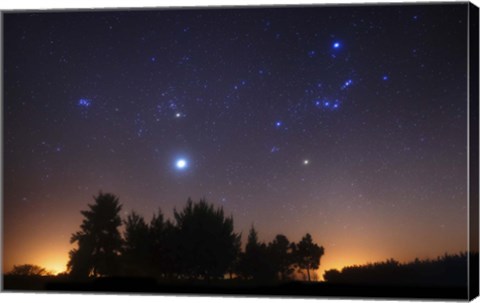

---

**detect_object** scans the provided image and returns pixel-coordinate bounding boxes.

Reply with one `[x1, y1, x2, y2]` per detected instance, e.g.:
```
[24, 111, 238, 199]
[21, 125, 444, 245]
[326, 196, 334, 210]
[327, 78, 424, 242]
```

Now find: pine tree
[293, 233, 324, 281]
[268, 234, 294, 280]
[68, 192, 123, 278]
[122, 211, 150, 276]
[174, 198, 241, 279]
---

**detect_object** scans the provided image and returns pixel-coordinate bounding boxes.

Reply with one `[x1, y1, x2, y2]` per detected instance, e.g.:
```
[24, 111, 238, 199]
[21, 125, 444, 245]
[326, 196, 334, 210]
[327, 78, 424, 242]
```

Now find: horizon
[2, 193, 469, 278]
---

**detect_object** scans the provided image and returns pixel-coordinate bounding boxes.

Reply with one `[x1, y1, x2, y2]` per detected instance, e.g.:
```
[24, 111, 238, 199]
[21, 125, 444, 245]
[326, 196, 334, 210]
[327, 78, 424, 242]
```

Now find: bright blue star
[341, 79, 353, 90]
[333, 42, 341, 49]
[324, 101, 330, 107]
[78, 98, 91, 107]
[333, 103, 339, 109]
[275, 121, 283, 127]
[382, 75, 389, 81]
[175, 158, 188, 170]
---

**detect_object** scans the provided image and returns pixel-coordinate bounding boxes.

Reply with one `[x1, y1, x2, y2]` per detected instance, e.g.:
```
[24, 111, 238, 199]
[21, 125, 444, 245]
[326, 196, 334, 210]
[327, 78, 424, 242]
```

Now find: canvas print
[2, 2, 479, 300]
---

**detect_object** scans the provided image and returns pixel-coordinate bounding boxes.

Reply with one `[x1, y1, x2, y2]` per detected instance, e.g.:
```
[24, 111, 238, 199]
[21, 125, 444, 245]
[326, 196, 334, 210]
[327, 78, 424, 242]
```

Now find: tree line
[7, 264, 53, 276]
[323, 253, 470, 286]
[66, 192, 324, 282]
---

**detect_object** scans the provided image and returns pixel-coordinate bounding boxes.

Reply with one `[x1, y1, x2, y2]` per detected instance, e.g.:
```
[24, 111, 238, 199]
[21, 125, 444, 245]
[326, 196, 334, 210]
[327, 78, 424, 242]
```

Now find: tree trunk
[306, 266, 311, 282]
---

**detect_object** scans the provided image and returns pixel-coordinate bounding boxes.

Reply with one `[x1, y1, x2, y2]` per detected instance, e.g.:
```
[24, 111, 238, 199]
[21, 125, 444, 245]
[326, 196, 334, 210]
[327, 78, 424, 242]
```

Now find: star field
[3, 4, 469, 275]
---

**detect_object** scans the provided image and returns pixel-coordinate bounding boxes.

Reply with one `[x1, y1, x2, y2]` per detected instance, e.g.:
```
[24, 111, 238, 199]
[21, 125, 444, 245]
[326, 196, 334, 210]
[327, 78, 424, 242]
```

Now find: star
[342, 79, 353, 89]
[270, 146, 280, 153]
[303, 159, 310, 165]
[175, 158, 188, 170]
[78, 98, 91, 107]
[333, 42, 341, 49]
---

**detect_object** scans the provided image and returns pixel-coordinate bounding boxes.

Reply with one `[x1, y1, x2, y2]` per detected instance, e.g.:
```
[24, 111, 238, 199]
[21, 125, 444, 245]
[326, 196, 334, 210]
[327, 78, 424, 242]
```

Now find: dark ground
[3, 275, 467, 300]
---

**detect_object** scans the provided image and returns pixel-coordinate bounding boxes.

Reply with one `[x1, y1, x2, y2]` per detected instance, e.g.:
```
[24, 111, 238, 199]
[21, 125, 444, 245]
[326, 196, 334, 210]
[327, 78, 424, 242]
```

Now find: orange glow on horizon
[3, 194, 467, 279]
[41, 257, 68, 275]
[317, 251, 378, 281]
[3, 243, 70, 275]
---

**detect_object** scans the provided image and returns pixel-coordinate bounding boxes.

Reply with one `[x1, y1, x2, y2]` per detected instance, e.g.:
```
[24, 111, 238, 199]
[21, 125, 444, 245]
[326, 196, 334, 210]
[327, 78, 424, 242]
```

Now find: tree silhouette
[293, 233, 324, 281]
[122, 211, 151, 276]
[67, 235, 94, 278]
[268, 234, 295, 280]
[149, 209, 179, 279]
[173, 198, 241, 280]
[323, 268, 342, 282]
[237, 226, 260, 279]
[64, 192, 331, 283]
[238, 226, 276, 281]
[68, 192, 123, 278]
[323, 253, 470, 287]
[7, 264, 52, 276]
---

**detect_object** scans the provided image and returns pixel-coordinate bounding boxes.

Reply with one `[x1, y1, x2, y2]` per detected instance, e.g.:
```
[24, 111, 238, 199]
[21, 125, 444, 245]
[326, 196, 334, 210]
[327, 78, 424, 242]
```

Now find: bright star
[175, 113, 182, 118]
[383, 75, 389, 80]
[78, 98, 91, 107]
[303, 159, 310, 165]
[175, 158, 188, 170]
[275, 121, 282, 127]
[341, 79, 353, 90]
[333, 42, 341, 49]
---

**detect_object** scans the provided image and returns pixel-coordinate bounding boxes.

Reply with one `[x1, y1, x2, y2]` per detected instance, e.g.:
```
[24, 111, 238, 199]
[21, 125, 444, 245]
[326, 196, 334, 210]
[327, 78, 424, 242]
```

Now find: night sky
[3, 3, 469, 277]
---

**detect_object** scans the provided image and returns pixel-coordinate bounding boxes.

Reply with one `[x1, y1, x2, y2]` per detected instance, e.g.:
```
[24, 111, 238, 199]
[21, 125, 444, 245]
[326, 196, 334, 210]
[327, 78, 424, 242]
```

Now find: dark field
[3, 275, 468, 300]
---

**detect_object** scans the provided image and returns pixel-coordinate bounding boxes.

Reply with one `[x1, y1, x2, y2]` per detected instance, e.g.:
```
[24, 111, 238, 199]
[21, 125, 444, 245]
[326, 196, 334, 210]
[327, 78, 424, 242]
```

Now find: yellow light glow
[42, 259, 68, 275]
